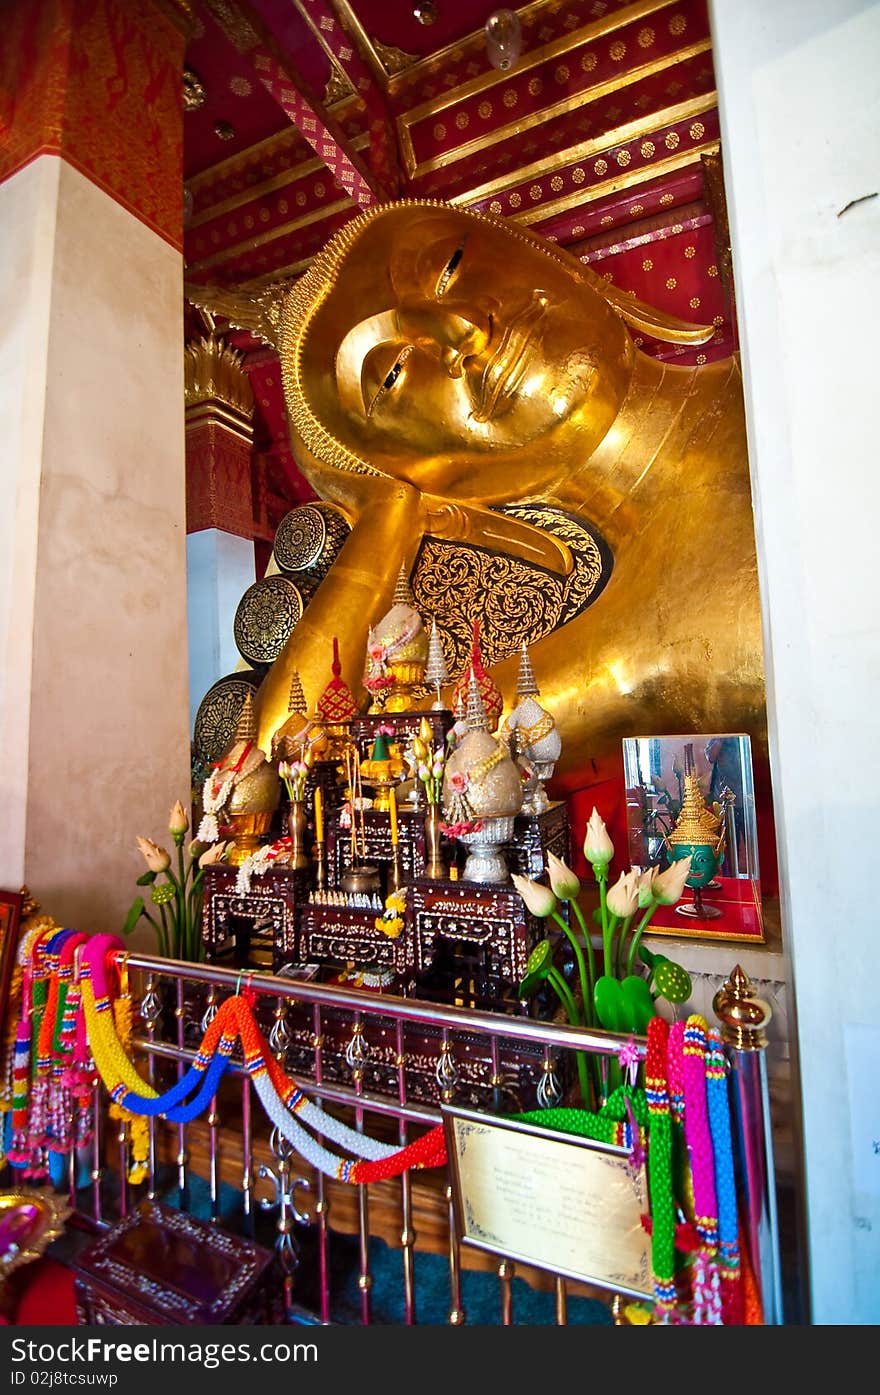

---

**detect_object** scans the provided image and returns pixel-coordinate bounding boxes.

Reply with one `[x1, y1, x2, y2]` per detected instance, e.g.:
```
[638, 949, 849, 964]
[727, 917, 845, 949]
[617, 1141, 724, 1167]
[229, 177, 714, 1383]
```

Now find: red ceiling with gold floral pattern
[182, 0, 736, 483]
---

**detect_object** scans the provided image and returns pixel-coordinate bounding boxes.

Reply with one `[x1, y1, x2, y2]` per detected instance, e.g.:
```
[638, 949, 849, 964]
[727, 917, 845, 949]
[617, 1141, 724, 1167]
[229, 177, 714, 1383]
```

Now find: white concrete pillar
[186, 529, 256, 730]
[710, 0, 880, 1324]
[0, 0, 190, 936]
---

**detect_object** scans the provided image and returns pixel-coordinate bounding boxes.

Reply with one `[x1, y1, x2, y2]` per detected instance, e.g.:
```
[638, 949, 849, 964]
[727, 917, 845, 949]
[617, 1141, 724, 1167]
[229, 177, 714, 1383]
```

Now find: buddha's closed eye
[366, 342, 415, 417]
[436, 243, 465, 297]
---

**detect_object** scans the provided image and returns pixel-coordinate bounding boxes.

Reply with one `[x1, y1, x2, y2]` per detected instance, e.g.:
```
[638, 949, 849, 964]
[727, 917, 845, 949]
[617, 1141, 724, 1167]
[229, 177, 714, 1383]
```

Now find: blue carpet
[157, 1174, 612, 1326]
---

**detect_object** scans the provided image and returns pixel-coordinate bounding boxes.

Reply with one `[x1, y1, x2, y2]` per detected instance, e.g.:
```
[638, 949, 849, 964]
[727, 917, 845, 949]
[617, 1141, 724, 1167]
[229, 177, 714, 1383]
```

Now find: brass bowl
[0, 1187, 71, 1314]
[340, 864, 381, 896]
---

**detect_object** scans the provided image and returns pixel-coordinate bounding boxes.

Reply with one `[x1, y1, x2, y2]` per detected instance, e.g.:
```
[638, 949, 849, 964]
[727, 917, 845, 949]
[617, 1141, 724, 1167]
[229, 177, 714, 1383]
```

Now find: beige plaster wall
[0, 157, 59, 888]
[1, 156, 191, 936]
[711, 0, 880, 1324]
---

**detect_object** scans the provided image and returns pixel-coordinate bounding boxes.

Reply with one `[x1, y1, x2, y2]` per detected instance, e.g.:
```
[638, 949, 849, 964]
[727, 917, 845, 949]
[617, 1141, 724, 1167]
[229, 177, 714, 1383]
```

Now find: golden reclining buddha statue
[190, 200, 765, 786]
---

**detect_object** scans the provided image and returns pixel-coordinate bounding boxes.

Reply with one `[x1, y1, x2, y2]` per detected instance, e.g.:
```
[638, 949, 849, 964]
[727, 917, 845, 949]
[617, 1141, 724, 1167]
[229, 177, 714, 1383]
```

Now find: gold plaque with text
[443, 1107, 652, 1299]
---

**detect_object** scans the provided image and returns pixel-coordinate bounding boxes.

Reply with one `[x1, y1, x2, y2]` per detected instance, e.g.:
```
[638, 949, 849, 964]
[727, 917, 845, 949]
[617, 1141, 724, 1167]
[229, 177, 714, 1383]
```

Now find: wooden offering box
[72, 1200, 279, 1325]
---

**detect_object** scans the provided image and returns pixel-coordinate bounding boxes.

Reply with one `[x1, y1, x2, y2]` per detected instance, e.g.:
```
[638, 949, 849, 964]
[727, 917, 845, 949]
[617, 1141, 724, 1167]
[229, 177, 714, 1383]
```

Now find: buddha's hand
[424, 497, 573, 577]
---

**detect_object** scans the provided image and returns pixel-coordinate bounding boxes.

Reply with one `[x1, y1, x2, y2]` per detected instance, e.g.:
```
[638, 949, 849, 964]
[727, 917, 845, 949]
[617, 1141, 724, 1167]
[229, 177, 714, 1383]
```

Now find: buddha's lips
[472, 293, 547, 422]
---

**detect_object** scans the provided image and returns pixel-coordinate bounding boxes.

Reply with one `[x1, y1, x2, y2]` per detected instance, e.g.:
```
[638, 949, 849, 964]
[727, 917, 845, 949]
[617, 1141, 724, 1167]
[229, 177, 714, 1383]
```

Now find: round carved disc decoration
[233, 575, 304, 665]
[193, 670, 263, 765]
[273, 502, 351, 581]
[273, 505, 327, 571]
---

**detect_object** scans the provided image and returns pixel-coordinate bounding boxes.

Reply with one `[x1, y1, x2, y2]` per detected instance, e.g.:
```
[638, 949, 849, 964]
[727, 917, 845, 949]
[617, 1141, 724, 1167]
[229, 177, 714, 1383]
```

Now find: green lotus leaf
[652, 957, 692, 1004]
[594, 975, 626, 1031]
[519, 939, 554, 998]
[620, 975, 655, 1033]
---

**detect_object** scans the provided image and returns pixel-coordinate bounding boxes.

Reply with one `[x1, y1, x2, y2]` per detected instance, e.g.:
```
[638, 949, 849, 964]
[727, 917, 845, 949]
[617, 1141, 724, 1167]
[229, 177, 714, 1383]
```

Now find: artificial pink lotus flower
[583, 807, 614, 866]
[653, 856, 694, 905]
[511, 873, 557, 919]
[606, 868, 640, 918]
[546, 851, 580, 901]
[135, 836, 171, 874]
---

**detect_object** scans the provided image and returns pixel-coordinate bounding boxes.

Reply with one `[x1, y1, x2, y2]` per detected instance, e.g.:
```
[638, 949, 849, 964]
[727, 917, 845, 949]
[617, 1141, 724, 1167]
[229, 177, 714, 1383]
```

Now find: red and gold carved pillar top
[185, 332, 256, 539]
[0, 0, 186, 249]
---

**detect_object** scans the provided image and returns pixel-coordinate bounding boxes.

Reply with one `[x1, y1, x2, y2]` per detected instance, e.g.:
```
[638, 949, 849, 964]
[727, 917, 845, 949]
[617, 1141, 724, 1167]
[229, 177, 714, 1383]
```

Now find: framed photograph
[443, 1104, 652, 1300]
[0, 888, 24, 1026]
[622, 733, 764, 942]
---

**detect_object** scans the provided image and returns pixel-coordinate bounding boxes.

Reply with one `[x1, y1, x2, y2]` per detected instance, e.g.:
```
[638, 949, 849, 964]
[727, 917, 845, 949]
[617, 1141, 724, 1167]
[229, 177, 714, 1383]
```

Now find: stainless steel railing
[72, 952, 781, 1326]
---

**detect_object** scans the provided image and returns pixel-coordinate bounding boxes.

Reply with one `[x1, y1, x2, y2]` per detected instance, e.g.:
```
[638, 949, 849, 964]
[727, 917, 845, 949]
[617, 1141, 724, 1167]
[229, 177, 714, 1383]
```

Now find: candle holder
[314, 839, 327, 891]
[389, 846, 404, 892]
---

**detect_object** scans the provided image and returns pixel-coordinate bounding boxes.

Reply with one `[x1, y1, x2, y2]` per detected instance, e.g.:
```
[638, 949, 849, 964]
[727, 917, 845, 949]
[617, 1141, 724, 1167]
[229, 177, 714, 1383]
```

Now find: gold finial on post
[712, 964, 772, 1051]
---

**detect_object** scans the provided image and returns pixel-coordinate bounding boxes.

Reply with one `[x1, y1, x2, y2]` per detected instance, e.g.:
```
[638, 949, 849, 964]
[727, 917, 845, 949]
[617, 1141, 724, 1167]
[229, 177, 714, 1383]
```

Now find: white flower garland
[235, 838, 291, 895]
[198, 770, 234, 843]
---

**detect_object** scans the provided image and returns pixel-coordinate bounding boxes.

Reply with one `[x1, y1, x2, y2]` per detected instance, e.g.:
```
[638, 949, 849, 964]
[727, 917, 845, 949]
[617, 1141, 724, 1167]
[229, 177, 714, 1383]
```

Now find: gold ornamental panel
[233, 575, 304, 666]
[412, 504, 613, 680]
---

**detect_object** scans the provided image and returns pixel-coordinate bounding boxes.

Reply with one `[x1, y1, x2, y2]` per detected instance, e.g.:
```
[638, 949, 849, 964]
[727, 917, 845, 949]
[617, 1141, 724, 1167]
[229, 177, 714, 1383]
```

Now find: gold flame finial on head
[516, 640, 540, 699]
[392, 561, 415, 607]
[234, 691, 257, 743]
[287, 669, 308, 716]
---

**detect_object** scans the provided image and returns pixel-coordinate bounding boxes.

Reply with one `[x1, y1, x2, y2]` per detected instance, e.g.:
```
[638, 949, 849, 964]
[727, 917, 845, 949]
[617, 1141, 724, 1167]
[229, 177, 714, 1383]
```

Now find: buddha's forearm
[255, 484, 426, 754]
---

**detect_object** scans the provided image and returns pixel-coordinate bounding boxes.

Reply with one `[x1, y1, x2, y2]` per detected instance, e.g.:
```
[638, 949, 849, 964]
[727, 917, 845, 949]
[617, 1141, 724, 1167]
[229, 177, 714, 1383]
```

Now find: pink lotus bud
[606, 869, 640, 918]
[653, 856, 693, 905]
[637, 866, 659, 908]
[583, 807, 614, 866]
[511, 874, 557, 919]
[546, 851, 580, 901]
[135, 836, 170, 873]
[199, 841, 229, 868]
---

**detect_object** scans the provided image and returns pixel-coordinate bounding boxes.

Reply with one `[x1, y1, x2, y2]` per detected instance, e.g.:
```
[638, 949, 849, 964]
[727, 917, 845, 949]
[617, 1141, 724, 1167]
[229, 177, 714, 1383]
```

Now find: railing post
[713, 965, 784, 1325]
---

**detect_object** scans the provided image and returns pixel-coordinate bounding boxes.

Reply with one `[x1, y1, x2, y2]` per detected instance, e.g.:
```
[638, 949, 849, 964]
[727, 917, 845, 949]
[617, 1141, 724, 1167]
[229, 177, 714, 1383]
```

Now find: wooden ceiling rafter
[271, 0, 403, 195]
[202, 0, 383, 208]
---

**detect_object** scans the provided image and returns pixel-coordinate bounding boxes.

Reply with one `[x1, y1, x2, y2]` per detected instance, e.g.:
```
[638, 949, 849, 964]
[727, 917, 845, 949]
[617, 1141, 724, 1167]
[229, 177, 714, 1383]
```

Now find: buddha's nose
[397, 297, 491, 377]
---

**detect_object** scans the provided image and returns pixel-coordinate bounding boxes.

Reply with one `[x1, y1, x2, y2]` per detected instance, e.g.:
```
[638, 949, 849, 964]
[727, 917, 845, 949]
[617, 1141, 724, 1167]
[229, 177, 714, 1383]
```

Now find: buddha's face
[292, 205, 634, 504]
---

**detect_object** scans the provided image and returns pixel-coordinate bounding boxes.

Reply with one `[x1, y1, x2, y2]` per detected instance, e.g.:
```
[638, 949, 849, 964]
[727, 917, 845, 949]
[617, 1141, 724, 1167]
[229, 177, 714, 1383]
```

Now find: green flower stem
[603, 911, 620, 981]
[567, 899, 598, 1008]
[177, 841, 190, 960]
[626, 905, 659, 978]
[140, 905, 169, 959]
[616, 913, 635, 978]
[156, 903, 171, 960]
[545, 968, 591, 1106]
[187, 869, 204, 962]
[594, 865, 614, 976]
[550, 909, 593, 1029]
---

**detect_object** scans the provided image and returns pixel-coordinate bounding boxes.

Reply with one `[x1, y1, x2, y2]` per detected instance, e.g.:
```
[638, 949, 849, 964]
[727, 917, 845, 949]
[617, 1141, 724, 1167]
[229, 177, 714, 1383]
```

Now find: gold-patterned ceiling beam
[516, 139, 718, 226]
[184, 196, 355, 276]
[293, 0, 401, 195]
[203, 0, 383, 207]
[186, 134, 370, 229]
[399, 35, 712, 181]
[452, 89, 715, 207]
